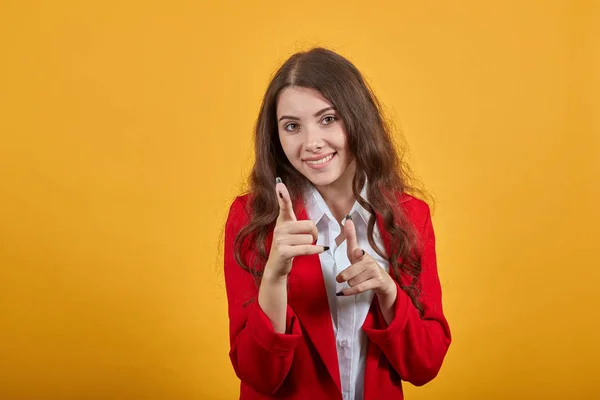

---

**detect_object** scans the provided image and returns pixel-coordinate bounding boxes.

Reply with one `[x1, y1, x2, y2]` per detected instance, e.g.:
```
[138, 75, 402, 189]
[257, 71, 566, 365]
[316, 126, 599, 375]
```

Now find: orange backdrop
[1, 1, 599, 399]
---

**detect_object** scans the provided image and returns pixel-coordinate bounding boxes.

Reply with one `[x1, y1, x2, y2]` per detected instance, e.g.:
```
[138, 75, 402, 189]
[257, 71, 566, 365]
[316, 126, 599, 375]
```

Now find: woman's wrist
[375, 279, 398, 325]
[262, 259, 290, 282]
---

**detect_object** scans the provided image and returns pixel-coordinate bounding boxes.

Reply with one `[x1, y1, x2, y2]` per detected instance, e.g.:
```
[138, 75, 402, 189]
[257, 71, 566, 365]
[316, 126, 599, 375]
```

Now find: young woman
[223, 47, 451, 400]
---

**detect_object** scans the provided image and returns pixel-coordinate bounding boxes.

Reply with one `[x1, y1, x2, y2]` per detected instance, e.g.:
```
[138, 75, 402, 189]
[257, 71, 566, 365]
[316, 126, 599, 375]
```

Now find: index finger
[336, 258, 366, 283]
[276, 177, 297, 222]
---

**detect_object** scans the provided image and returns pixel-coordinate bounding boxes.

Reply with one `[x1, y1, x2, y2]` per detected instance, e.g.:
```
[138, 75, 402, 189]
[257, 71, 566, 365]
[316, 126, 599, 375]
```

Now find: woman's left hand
[335, 215, 397, 301]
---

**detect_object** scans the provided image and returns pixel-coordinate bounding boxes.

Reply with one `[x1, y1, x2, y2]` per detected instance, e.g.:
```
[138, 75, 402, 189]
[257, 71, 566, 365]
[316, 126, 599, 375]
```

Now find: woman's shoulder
[231, 193, 251, 205]
[396, 192, 432, 226]
[228, 193, 251, 211]
[225, 194, 252, 227]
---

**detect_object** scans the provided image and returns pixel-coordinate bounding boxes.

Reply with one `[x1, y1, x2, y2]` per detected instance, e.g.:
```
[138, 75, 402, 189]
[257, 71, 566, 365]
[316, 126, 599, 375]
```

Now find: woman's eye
[284, 123, 299, 132]
[322, 115, 337, 125]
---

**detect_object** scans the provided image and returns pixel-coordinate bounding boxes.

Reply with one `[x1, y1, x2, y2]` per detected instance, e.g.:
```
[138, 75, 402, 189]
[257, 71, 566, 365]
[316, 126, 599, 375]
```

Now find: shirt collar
[304, 180, 372, 226]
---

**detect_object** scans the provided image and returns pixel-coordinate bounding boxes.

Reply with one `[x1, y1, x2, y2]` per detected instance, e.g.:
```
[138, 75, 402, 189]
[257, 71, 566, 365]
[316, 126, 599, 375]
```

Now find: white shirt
[304, 185, 390, 400]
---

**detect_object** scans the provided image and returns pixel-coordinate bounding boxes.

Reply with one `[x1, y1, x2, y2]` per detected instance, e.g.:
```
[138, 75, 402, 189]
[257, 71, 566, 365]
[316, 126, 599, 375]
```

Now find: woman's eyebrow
[278, 107, 336, 122]
[313, 106, 335, 117]
[278, 115, 299, 122]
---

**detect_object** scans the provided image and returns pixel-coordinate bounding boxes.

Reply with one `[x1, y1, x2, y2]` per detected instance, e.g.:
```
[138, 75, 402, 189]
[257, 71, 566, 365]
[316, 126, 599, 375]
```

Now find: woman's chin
[305, 173, 341, 188]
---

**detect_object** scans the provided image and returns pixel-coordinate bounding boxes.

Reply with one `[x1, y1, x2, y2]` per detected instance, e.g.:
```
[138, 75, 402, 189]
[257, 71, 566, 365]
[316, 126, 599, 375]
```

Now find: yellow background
[1, 1, 598, 399]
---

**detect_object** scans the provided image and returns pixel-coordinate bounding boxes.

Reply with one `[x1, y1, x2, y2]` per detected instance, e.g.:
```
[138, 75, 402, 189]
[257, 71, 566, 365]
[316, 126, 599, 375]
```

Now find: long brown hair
[234, 47, 427, 315]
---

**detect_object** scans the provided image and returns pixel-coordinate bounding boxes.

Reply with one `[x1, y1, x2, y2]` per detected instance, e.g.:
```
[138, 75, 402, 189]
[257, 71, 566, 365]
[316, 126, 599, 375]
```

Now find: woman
[223, 47, 451, 399]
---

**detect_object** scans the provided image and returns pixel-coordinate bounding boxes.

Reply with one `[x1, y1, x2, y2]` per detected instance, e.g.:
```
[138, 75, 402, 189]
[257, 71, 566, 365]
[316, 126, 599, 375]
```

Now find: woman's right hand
[264, 178, 327, 280]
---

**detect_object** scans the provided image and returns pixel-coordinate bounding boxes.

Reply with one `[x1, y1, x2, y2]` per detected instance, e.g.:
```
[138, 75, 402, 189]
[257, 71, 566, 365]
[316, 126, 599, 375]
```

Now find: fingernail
[336, 291, 344, 296]
[276, 177, 282, 184]
[278, 191, 283, 199]
[345, 214, 352, 221]
[323, 246, 330, 251]
[361, 249, 365, 256]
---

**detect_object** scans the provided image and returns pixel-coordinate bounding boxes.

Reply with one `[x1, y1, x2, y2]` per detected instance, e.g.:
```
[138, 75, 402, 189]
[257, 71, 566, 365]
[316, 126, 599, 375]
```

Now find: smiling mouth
[304, 153, 336, 165]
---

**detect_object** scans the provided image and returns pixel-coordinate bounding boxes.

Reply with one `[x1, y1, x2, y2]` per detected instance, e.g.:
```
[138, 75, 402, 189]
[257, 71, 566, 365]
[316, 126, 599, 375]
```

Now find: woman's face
[276, 86, 355, 189]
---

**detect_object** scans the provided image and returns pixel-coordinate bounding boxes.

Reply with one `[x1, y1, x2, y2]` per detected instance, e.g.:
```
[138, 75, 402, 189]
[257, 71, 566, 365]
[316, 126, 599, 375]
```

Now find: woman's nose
[304, 126, 325, 152]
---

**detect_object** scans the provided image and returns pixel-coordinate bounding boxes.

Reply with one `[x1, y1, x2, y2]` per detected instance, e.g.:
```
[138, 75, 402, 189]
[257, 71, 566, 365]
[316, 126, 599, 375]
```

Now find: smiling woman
[223, 48, 451, 400]
[277, 87, 354, 193]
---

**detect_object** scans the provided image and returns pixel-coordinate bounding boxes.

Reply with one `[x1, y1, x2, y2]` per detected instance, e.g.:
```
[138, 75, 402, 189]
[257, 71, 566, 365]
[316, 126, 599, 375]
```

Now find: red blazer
[224, 192, 451, 399]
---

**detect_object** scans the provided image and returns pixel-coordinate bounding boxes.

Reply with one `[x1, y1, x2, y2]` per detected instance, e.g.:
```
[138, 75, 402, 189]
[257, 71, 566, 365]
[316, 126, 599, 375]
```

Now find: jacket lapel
[287, 206, 341, 392]
[364, 193, 414, 397]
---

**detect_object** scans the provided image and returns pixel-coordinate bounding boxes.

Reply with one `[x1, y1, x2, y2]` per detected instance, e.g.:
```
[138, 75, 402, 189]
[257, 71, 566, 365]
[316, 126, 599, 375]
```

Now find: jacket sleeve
[224, 197, 303, 395]
[362, 203, 451, 386]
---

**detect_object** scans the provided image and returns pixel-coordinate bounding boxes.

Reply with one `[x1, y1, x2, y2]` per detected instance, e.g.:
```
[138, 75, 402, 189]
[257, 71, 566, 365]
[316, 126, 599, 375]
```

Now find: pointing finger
[276, 177, 297, 222]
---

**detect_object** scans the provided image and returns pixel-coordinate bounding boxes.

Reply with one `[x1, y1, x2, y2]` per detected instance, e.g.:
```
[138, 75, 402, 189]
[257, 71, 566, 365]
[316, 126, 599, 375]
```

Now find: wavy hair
[234, 47, 427, 315]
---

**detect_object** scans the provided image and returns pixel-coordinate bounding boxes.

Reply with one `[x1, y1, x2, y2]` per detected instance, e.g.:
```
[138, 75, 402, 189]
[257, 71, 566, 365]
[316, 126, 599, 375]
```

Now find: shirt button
[338, 339, 349, 348]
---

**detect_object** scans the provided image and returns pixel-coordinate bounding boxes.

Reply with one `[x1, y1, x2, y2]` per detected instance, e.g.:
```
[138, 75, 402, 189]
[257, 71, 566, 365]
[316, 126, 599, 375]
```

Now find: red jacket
[224, 193, 451, 399]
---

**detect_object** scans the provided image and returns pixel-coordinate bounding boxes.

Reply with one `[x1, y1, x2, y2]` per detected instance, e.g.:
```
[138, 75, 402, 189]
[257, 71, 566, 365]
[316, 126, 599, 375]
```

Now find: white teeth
[306, 153, 334, 165]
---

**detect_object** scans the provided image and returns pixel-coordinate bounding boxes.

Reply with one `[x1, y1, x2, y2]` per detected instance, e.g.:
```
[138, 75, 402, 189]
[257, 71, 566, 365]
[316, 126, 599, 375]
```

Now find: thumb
[344, 215, 360, 263]
[352, 247, 365, 262]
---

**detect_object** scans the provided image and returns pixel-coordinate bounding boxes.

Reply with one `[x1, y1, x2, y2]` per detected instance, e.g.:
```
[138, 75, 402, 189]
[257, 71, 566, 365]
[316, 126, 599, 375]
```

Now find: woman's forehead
[276, 86, 333, 117]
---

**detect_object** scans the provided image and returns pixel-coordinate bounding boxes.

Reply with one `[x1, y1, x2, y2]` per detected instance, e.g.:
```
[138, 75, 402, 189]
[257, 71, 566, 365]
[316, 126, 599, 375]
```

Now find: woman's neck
[315, 161, 357, 223]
